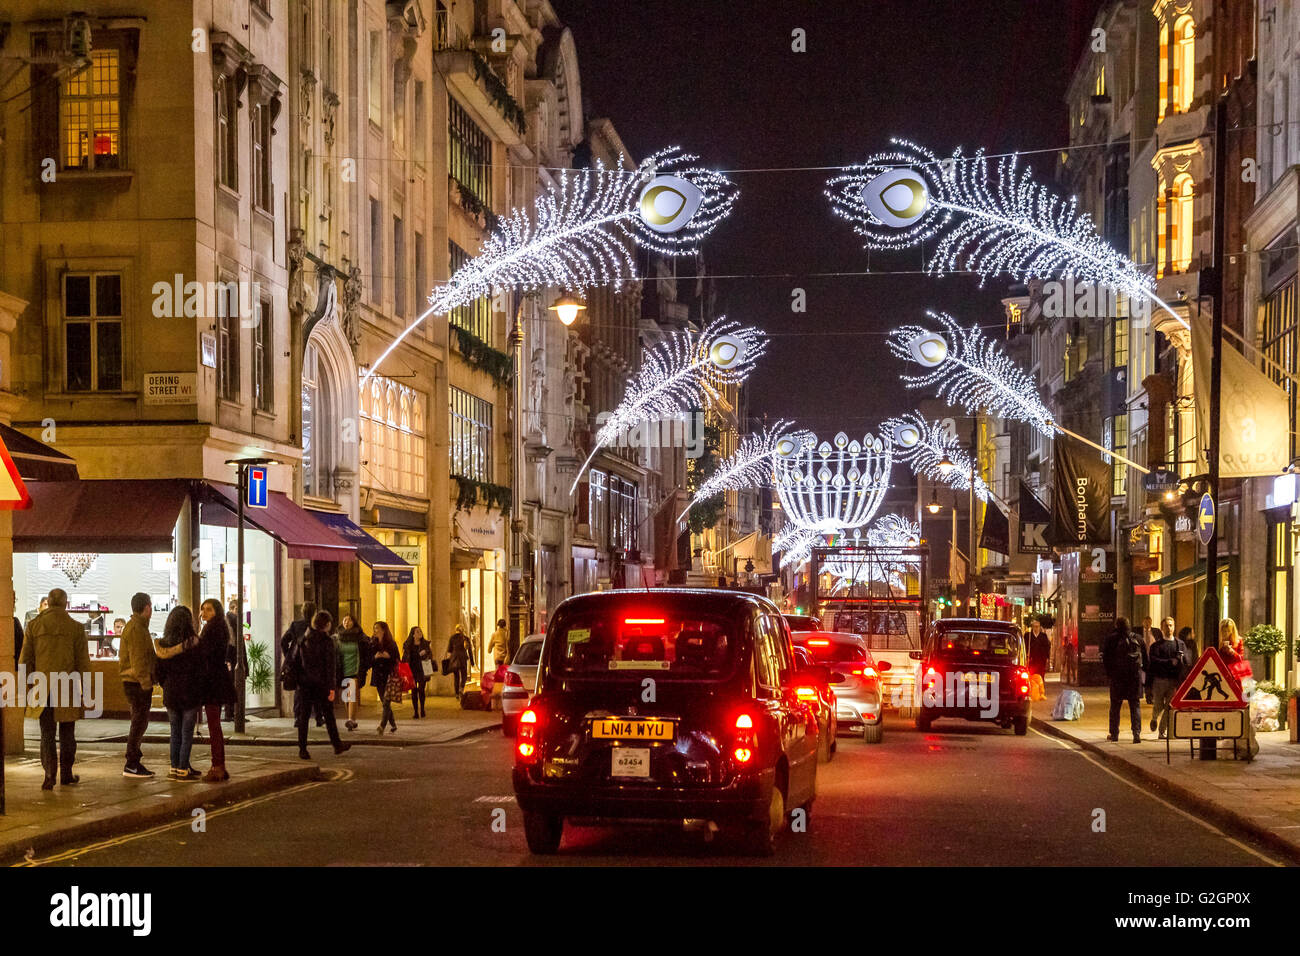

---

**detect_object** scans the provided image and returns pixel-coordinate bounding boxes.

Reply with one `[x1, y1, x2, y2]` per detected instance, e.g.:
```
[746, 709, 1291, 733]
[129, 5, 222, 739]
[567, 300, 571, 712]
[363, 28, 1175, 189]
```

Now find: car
[513, 589, 820, 856]
[791, 645, 839, 761]
[501, 634, 544, 736]
[792, 630, 886, 743]
[783, 613, 823, 632]
[915, 618, 1032, 735]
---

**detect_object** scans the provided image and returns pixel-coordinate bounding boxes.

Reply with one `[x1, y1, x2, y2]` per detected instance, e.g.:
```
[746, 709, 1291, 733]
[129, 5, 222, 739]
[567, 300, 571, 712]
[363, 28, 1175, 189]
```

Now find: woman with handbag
[370, 621, 400, 734]
[403, 626, 434, 719]
[1219, 619, 1259, 757]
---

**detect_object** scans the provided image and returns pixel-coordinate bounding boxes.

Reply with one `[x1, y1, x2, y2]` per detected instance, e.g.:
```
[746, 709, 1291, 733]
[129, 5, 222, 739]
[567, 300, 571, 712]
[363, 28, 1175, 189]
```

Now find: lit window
[1172, 15, 1196, 113]
[1171, 174, 1194, 273]
[450, 385, 492, 484]
[361, 374, 428, 497]
[60, 48, 122, 171]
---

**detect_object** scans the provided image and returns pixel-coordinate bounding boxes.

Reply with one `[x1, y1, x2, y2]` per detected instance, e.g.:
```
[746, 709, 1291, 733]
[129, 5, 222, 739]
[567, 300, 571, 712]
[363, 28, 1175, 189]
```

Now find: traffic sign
[1173, 709, 1244, 738]
[1196, 493, 1215, 545]
[247, 466, 269, 509]
[0, 431, 31, 510]
[1170, 647, 1246, 710]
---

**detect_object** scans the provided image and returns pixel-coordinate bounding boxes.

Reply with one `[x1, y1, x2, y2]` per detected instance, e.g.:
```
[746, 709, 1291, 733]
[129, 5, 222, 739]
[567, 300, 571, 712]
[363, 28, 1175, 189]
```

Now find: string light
[678, 420, 811, 522]
[884, 411, 990, 501]
[364, 147, 739, 386]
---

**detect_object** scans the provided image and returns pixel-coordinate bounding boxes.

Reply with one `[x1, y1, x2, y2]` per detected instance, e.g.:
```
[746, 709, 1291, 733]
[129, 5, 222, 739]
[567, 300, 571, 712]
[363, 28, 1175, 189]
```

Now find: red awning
[13, 479, 189, 552]
[202, 482, 356, 562]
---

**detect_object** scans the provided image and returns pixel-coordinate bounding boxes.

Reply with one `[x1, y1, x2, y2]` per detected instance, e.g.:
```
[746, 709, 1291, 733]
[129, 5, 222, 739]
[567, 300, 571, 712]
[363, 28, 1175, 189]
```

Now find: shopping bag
[397, 661, 415, 692]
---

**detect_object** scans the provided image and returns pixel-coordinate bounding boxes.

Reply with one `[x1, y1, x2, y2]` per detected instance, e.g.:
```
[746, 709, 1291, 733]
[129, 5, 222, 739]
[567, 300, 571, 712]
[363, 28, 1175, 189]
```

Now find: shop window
[589, 470, 608, 546]
[449, 96, 492, 209]
[63, 271, 123, 392]
[449, 385, 492, 484]
[448, 241, 491, 341]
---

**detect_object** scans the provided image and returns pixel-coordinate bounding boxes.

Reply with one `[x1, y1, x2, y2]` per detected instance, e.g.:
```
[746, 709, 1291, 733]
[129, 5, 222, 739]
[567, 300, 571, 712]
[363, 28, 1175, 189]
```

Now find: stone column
[0, 291, 27, 756]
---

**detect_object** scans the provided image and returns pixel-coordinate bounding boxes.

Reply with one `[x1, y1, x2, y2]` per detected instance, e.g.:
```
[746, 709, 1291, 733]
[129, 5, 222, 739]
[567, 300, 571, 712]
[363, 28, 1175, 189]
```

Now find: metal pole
[508, 298, 528, 661]
[235, 464, 247, 734]
[969, 446, 977, 617]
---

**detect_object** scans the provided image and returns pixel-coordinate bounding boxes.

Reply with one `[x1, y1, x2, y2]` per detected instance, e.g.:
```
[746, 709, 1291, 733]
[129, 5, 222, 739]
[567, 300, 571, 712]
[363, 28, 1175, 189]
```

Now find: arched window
[369, 379, 385, 479]
[1171, 173, 1195, 273]
[302, 342, 336, 498]
[1172, 15, 1196, 113]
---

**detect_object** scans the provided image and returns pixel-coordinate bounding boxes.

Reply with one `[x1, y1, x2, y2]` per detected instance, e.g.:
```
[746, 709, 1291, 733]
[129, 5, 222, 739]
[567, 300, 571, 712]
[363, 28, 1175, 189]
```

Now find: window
[361, 374, 428, 497]
[368, 31, 383, 125]
[588, 470, 608, 545]
[251, 102, 271, 211]
[1110, 317, 1129, 369]
[609, 475, 638, 551]
[215, 74, 239, 189]
[1107, 413, 1128, 497]
[393, 66, 407, 150]
[254, 297, 273, 412]
[1171, 174, 1195, 273]
[413, 81, 426, 164]
[1172, 15, 1196, 113]
[448, 241, 491, 341]
[449, 386, 492, 484]
[1262, 275, 1298, 457]
[63, 272, 122, 391]
[393, 215, 406, 319]
[216, 281, 240, 402]
[414, 232, 426, 321]
[449, 97, 492, 208]
[302, 342, 334, 497]
[370, 198, 383, 304]
[1158, 22, 1170, 122]
[60, 47, 123, 170]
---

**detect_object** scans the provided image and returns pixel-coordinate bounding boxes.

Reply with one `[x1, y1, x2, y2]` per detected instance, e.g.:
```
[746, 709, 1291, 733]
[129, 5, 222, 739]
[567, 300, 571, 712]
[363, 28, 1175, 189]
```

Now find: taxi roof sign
[0, 430, 31, 510]
[1170, 647, 1247, 710]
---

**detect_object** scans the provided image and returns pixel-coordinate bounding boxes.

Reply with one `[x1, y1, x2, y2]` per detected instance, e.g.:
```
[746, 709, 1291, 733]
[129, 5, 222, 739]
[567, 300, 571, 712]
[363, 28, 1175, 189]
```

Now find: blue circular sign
[1197, 493, 1215, 545]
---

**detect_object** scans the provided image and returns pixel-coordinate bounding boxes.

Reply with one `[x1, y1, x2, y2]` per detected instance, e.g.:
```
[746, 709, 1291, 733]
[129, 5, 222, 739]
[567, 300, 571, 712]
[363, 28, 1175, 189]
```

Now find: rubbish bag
[1251, 691, 1280, 730]
[1051, 688, 1085, 721]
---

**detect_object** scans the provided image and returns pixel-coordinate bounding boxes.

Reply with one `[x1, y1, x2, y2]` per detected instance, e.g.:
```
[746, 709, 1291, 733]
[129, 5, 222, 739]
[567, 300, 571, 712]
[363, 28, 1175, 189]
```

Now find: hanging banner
[1053, 433, 1110, 545]
[1018, 480, 1052, 554]
[979, 500, 1009, 555]
[1190, 313, 1290, 477]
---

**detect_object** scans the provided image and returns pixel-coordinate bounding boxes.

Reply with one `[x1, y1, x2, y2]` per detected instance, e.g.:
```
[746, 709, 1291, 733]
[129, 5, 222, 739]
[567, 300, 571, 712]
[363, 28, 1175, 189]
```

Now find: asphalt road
[24, 718, 1284, 867]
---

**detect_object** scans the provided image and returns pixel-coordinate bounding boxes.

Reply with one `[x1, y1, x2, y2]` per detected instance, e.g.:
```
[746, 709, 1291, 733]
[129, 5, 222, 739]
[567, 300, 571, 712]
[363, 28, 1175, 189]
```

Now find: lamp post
[225, 455, 274, 735]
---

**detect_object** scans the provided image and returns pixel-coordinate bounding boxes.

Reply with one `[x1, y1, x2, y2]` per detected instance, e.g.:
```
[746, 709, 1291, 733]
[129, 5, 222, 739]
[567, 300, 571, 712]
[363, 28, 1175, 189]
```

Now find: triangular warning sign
[0, 431, 30, 510]
[1171, 647, 1247, 710]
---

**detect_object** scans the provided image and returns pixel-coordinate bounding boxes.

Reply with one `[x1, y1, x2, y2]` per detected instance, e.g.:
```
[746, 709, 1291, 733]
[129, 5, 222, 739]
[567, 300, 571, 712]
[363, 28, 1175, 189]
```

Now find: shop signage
[1142, 468, 1180, 493]
[1274, 472, 1298, 508]
[390, 547, 422, 565]
[200, 333, 217, 368]
[143, 372, 197, 405]
[1006, 584, 1033, 601]
[1131, 555, 1160, 574]
[1174, 514, 1193, 538]
[1196, 494, 1215, 545]
[1133, 583, 1161, 596]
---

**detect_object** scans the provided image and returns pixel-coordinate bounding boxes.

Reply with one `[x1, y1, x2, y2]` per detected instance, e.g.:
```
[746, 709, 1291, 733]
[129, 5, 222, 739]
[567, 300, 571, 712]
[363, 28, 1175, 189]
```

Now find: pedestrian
[153, 606, 204, 780]
[20, 588, 93, 789]
[1179, 626, 1197, 664]
[1147, 622, 1189, 740]
[1102, 615, 1148, 743]
[404, 625, 433, 719]
[291, 610, 350, 759]
[488, 619, 510, 666]
[11, 615, 22, 671]
[118, 592, 157, 778]
[1023, 616, 1050, 685]
[370, 621, 400, 734]
[445, 623, 474, 698]
[282, 601, 323, 726]
[24, 595, 48, 628]
[224, 598, 246, 721]
[196, 598, 238, 782]
[335, 614, 366, 731]
[1218, 619, 1259, 756]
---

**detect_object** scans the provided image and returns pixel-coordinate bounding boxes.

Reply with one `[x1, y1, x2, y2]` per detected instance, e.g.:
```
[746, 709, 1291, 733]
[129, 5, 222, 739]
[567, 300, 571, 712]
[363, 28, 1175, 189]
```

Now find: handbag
[384, 671, 404, 703]
[441, 656, 452, 676]
[397, 661, 416, 692]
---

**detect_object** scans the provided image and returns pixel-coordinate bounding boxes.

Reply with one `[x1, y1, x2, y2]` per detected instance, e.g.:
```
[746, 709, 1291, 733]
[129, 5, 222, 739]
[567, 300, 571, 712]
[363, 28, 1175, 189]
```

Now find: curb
[0, 764, 321, 865]
[1032, 716, 1300, 866]
[55, 720, 502, 748]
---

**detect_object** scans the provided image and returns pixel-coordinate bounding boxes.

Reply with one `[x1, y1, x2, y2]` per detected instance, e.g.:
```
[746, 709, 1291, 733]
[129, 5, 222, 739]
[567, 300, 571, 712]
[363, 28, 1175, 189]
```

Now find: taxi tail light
[1013, 667, 1031, 697]
[733, 712, 757, 764]
[517, 707, 541, 764]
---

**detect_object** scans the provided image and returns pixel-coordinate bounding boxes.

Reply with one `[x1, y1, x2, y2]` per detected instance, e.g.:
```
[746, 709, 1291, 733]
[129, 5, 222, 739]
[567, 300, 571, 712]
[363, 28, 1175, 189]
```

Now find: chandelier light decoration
[569, 318, 768, 495]
[884, 411, 990, 501]
[773, 429, 893, 535]
[824, 517, 923, 588]
[889, 311, 1149, 473]
[365, 147, 739, 386]
[825, 139, 1183, 327]
[51, 552, 99, 585]
[678, 420, 811, 522]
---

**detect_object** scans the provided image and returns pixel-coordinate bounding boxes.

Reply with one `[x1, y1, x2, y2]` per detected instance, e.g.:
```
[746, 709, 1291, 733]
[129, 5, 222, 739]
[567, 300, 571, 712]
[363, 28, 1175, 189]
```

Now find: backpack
[1121, 632, 1143, 671]
[280, 634, 303, 691]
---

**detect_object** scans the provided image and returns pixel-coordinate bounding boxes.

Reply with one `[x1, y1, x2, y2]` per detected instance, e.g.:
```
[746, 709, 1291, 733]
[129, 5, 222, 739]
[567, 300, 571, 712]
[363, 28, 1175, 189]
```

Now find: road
[23, 718, 1283, 866]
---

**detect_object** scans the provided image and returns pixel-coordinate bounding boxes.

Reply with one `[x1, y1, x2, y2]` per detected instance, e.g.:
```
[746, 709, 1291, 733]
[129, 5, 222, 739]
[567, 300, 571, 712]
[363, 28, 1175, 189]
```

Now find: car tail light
[1014, 667, 1030, 697]
[733, 712, 757, 764]
[807, 639, 830, 646]
[795, 686, 819, 702]
[504, 670, 524, 687]
[861, 666, 878, 679]
[517, 708, 541, 763]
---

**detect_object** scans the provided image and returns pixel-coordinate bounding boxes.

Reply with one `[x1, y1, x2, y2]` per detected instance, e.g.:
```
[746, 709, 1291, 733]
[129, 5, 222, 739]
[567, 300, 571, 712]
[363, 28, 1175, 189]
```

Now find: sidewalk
[0, 744, 318, 864]
[1033, 678, 1300, 863]
[30, 691, 501, 749]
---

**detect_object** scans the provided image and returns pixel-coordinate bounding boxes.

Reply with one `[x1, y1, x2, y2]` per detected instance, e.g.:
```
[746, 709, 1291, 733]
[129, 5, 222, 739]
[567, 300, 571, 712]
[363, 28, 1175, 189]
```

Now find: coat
[197, 614, 238, 706]
[154, 638, 205, 712]
[20, 607, 93, 721]
[1024, 629, 1050, 674]
[446, 630, 474, 668]
[336, 624, 367, 680]
[296, 627, 339, 689]
[1102, 627, 1148, 699]
[369, 634, 400, 689]
[118, 613, 157, 690]
[404, 635, 434, 681]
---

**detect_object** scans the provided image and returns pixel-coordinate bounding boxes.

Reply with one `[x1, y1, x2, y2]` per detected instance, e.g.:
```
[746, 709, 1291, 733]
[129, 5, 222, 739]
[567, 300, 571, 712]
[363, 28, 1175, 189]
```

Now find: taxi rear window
[933, 630, 1022, 662]
[547, 610, 739, 679]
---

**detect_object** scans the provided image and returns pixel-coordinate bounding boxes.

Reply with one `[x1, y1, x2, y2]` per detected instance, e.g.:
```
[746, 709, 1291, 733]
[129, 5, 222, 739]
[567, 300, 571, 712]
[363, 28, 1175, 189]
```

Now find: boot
[203, 766, 229, 783]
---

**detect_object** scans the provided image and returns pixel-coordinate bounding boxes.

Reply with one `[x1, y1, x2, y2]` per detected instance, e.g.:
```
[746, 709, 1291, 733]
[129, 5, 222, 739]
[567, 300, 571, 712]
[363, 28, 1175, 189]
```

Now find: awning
[1147, 560, 1206, 590]
[0, 424, 78, 481]
[13, 479, 188, 552]
[202, 482, 356, 562]
[310, 510, 414, 583]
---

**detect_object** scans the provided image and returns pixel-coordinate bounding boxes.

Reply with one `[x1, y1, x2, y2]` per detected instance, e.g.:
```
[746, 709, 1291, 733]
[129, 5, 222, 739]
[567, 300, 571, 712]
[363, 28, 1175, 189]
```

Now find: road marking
[473, 795, 516, 803]
[12, 769, 354, 867]
[1030, 727, 1283, 867]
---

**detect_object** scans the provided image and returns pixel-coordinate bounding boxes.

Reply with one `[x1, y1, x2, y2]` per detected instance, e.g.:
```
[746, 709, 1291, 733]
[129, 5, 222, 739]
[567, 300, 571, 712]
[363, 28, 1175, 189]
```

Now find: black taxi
[915, 618, 1032, 735]
[512, 589, 820, 855]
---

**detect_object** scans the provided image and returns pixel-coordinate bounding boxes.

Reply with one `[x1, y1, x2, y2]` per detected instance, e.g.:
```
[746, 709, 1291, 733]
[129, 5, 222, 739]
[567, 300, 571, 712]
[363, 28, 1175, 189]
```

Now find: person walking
[1135, 616, 1159, 703]
[20, 588, 93, 789]
[118, 592, 157, 778]
[1179, 626, 1198, 665]
[336, 614, 366, 731]
[404, 626, 434, 719]
[445, 623, 474, 698]
[195, 599, 238, 782]
[370, 621, 400, 734]
[282, 602, 322, 726]
[292, 610, 350, 759]
[1024, 617, 1050, 686]
[487, 619, 510, 667]
[153, 606, 205, 780]
[1147, 623, 1189, 740]
[1103, 616, 1148, 743]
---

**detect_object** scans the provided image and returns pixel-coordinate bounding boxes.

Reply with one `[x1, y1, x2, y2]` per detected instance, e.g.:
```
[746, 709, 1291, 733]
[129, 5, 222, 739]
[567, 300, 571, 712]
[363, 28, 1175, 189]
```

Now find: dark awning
[310, 510, 414, 583]
[1147, 560, 1206, 589]
[0, 424, 78, 481]
[202, 483, 356, 562]
[13, 479, 188, 552]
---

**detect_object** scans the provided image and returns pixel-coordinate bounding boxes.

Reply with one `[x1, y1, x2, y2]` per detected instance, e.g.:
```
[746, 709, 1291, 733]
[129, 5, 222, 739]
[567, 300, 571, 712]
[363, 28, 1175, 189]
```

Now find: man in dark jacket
[1148, 623, 1188, 740]
[1102, 616, 1148, 743]
[1023, 617, 1051, 683]
[282, 602, 322, 725]
[292, 610, 350, 760]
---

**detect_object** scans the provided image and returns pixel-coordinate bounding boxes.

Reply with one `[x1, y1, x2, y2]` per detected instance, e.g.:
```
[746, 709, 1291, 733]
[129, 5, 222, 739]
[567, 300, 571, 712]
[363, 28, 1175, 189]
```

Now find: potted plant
[1243, 623, 1285, 682]
[246, 638, 273, 707]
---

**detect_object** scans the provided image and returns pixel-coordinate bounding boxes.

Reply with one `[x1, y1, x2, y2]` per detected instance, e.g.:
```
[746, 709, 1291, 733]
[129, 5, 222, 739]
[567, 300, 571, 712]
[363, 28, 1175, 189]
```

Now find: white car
[501, 634, 544, 736]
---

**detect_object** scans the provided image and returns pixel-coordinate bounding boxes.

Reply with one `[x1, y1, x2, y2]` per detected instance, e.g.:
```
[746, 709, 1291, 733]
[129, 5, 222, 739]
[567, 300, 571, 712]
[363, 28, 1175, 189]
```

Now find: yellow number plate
[962, 673, 994, 684]
[591, 718, 676, 742]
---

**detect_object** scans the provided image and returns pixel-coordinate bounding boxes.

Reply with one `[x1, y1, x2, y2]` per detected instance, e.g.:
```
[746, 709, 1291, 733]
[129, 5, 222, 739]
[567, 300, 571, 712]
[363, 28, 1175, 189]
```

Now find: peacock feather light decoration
[884, 411, 990, 501]
[678, 420, 811, 523]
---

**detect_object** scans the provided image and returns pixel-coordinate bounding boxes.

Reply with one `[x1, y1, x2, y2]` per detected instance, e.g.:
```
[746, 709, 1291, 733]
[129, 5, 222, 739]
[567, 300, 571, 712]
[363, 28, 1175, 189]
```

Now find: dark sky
[560, 0, 1101, 436]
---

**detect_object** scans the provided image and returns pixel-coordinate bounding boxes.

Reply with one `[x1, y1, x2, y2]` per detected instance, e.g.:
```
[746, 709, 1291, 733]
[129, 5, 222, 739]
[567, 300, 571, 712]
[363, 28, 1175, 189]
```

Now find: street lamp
[927, 491, 942, 514]
[548, 293, 587, 327]
[937, 453, 954, 477]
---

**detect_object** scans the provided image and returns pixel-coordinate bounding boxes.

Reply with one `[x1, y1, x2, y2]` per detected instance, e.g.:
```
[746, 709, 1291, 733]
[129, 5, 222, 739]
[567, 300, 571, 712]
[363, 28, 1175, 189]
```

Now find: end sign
[247, 466, 269, 509]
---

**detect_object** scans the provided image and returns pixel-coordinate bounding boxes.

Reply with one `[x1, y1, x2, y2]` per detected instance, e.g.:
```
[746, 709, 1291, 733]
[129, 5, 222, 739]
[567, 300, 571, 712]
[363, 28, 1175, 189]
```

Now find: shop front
[354, 505, 425, 653]
[453, 507, 505, 674]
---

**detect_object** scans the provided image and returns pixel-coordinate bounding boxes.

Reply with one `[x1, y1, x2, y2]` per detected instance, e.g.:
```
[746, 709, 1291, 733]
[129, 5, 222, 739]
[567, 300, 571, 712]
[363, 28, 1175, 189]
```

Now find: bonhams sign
[1053, 434, 1111, 545]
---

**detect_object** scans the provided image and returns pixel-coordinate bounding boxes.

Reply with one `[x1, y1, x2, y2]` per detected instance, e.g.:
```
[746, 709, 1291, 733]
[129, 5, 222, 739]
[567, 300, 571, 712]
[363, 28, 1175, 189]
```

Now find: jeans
[412, 680, 427, 717]
[38, 707, 76, 781]
[204, 703, 226, 767]
[1108, 689, 1141, 738]
[168, 706, 200, 769]
[452, 664, 467, 697]
[380, 697, 397, 731]
[295, 687, 342, 750]
[123, 682, 153, 768]
[1151, 677, 1178, 737]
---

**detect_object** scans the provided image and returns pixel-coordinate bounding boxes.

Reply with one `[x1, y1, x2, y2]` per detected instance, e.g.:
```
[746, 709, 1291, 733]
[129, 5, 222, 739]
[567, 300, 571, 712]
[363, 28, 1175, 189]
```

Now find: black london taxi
[512, 589, 820, 856]
[915, 618, 1032, 735]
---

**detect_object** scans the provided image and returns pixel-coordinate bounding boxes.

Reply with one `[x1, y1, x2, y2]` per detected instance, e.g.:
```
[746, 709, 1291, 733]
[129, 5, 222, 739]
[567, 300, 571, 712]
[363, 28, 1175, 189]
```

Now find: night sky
[560, 0, 1101, 435]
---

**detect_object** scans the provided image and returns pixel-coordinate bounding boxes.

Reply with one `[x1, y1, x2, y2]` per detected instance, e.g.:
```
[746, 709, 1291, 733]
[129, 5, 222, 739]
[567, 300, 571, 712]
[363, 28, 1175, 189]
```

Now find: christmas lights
[678, 420, 811, 522]
[569, 318, 768, 495]
[365, 148, 739, 386]
[827, 139, 1183, 326]
[884, 411, 990, 501]
[774, 429, 892, 533]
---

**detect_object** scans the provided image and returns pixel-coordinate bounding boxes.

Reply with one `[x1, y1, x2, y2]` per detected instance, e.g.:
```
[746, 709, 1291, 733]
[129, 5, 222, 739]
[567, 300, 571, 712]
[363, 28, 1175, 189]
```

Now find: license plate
[963, 673, 994, 685]
[611, 748, 650, 777]
[591, 718, 676, 741]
